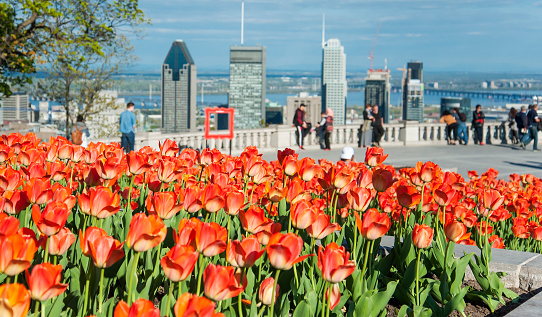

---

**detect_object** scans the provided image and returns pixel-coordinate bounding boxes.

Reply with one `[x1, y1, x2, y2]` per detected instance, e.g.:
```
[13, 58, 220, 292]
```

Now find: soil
[384, 280, 540, 317]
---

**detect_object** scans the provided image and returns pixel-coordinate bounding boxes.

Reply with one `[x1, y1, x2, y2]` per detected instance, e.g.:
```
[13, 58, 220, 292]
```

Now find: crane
[368, 23, 381, 71]
[397, 65, 407, 88]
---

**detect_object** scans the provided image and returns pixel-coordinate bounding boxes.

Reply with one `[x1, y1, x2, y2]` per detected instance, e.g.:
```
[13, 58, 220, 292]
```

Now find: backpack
[325, 116, 334, 132]
[72, 125, 83, 145]
[459, 112, 467, 123]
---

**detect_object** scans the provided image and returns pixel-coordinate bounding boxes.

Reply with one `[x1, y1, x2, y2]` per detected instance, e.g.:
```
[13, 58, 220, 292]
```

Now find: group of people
[508, 104, 540, 151]
[439, 104, 486, 146]
[293, 103, 335, 151]
[360, 104, 384, 148]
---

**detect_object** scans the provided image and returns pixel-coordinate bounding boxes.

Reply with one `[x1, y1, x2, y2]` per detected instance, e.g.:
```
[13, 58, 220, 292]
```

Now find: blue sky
[131, 0, 542, 73]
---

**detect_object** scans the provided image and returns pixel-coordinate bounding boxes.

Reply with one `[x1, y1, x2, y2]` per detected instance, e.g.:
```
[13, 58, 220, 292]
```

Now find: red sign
[204, 107, 235, 140]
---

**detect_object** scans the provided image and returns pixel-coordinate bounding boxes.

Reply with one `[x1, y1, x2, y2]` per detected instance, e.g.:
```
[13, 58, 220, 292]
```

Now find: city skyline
[131, 0, 542, 73]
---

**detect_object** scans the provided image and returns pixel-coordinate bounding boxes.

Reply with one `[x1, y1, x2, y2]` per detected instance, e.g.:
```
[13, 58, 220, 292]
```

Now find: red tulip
[126, 213, 167, 252]
[114, 299, 160, 317]
[201, 184, 225, 213]
[195, 220, 227, 257]
[396, 185, 421, 209]
[482, 189, 504, 211]
[226, 236, 265, 268]
[412, 224, 433, 249]
[24, 178, 53, 205]
[174, 292, 224, 317]
[48, 228, 76, 256]
[0, 214, 19, 236]
[298, 157, 321, 182]
[239, 206, 272, 234]
[25, 263, 67, 301]
[96, 157, 124, 181]
[253, 222, 282, 246]
[259, 277, 279, 306]
[371, 169, 394, 192]
[365, 147, 388, 167]
[159, 139, 179, 157]
[175, 218, 198, 248]
[268, 184, 287, 203]
[157, 159, 180, 183]
[2, 190, 29, 215]
[0, 233, 38, 276]
[267, 233, 312, 270]
[306, 214, 340, 240]
[225, 191, 245, 215]
[433, 184, 456, 207]
[418, 161, 438, 183]
[444, 220, 471, 243]
[160, 245, 199, 282]
[326, 283, 341, 310]
[354, 209, 391, 240]
[31, 202, 70, 236]
[317, 242, 356, 283]
[126, 152, 152, 175]
[348, 187, 372, 212]
[0, 283, 31, 317]
[488, 235, 505, 249]
[282, 155, 299, 176]
[146, 191, 182, 220]
[333, 169, 354, 190]
[78, 186, 120, 219]
[203, 263, 246, 301]
[79, 227, 107, 257]
[291, 200, 318, 230]
[89, 235, 125, 268]
[183, 186, 202, 213]
[51, 186, 77, 210]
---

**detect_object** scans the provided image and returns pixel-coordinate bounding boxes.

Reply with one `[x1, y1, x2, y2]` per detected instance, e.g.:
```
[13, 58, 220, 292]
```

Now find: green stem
[196, 256, 205, 295]
[178, 281, 182, 297]
[127, 176, 135, 215]
[238, 267, 245, 317]
[165, 279, 174, 317]
[82, 262, 92, 316]
[43, 237, 49, 264]
[98, 268, 105, 313]
[53, 255, 57, 266]
[33, 301, 39, 317]
[415, 249, 422, 306]
[69, 162, 75, 190]
[227, 215, 231, 243]
[353, 218, 358, 261]
[309, 238, 316, 290]
[292, 263, 300, 288]
[360, 239, 371, 292]
[258, 257, 263, 281]
[153, 242, 162, 277]
[82, 214, 88, 236]
[127, 251, 140, 305]
[418, 184, 425, 223]
[269, 270, 280, 317]
[13, 274, 17, 284]
[321, 282, 329, 317]
[332, 190, 339, 225]
[258, 305, 266, 317]
[326, 283, 332, 317]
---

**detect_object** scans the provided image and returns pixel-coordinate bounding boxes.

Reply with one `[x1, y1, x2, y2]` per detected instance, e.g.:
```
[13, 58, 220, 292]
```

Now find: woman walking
[323, 108, 334, 151]
[361, 104, 373, 147]
[440, 110, 458, 145]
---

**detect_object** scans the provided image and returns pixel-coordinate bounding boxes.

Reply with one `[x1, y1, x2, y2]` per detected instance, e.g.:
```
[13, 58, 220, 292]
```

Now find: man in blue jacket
[120, 102, 136, 153]
[520, 104, 540, 151]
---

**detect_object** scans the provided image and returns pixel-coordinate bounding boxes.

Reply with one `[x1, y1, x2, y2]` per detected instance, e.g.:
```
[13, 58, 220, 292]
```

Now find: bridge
[424, 88, 537, 103]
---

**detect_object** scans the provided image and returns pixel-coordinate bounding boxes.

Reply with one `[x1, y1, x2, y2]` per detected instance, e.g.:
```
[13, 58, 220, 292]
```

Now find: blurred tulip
[183, 186, 202, 213]
[0, 283, 31, 317]
[0, 233, 38, 276]
[488, 235, 505, 249]
[175, 218, 198, 248]
[259, 277, 279, 306]
[225, 191, 245, 215]
[201, 184, 225, 213]
[226, 236, 265, 268]
[444, 220, 471, 243]
[239, 206, 272, 234]
[126, 152, 152, 175]
[365, 147, 388, 167]
[333, 169, 353, 190]
[2, 190, 29, 215]
[147, 191, 182, 220]
[89, 235, 125, 268]
[482, 189, 505, 211]
[0, 214, 19, 236]
[159, 139, 179, 157]
[317, 242, 355, 283]
[512, 218, 530, 239]
[126, 213, 167, 252]
[26, 263, 67, 301]
[298, 157, 321, 182]
[267, 233, 312, 270]
[174, 292, 224, 317]
[348, 187, 372, 212]
[291, 200, 318, 230]
[195, 221, 227, 257]
[306, 214, 340, 240]
[31, 202, 70, 236]
[203, 263, 245, 301]
[412, 224, 433, 249]
[24, 178, 53, 205]
[114, 299, 160, 317]
[96, 157, 124, 181]
[48, 227, 76, 256]
[78, 186, 120, 219]
[396, 185, 421, 209]
[268, 184, 287, 203]
[79, 227, 107, 257]
[253, 222, 282, 246]
[157, 159, 180, 183]
[372, 169, 394, 192]
[354, 209, 391, 241]
[282, 155, 299, 176]
[160, 245, 199, 282]
[433, 185, 457, 207]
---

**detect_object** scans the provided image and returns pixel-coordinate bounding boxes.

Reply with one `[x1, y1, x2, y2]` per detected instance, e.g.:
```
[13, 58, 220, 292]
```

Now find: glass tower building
[322, 39, 347, 125]
[364, 70, 391, 123]
[402, 61, 424, 122]
[161, 40, 197, 133]
[228, 46, 266, 130]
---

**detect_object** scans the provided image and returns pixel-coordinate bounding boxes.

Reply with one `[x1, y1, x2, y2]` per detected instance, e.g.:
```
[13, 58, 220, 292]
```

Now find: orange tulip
[253, 222, 282, 246]
[282, 155, 299, 176]
[333, 168, 353, 190]
[24, 177, 53, 205]
[268, 183, 287, 203]
[0, 233, 37, 276]
[225, 191, 245, 216]
[157, 159, 180, 183]
[203, 263, 245, 301]
[48, 227, 76, 256]
[160, 245, 199, 282]
[364, 147, 388, 167]
[201, 184, 225, 213]
[348, 187, 372, 212]
[2, 190, 29, 215]
[79, 227, 107, 257]
[354, 209, 391, 241]
[57, 144, 73, 161]
[239, 206, 273, 234]
[78, 186, 120, 219]
[226, 236, 265, 268]
[146, 191, 182, 220]
[174, 292, 224, 317]
[396, 185, 421, 209]
[317, 242, 356, 283]
[183, 186, 202, 213]
[175, 218, 198, 248]
[25, 263, 67, 301]
[31, 202, 70, 236]
[482, 189, 504, 211]
[52, 186, 77, 210]
[267, 233, 312, 270]
[488, 235, 505, 249]
[195, 221, 227, 257]
[0, 283, 31, 317]
[126, 152, 152, 175]
[96, 157, 124, 181]
[114, 299, 160, 317]
[159, 139, 179, 157]
[0, 214, 19, 236]
[326, 283, 341, 310]
[444, 219, 471, 243]
[433, 184, 456, 207]
[418, 161, 438, 183]
[259, 277, 279, 306]
[298, 157, 321, 182]
[372, 169, 394, 192]
[291, 200, 318, 230]
[412, 224, 433, 249]
[126, 213, 167, 252]
[89, 235, 125, 268]
[306, 214, 340, 240]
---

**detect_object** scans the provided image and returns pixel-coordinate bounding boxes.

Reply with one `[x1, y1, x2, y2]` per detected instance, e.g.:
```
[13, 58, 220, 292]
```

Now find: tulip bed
[1, 132, 541, 317]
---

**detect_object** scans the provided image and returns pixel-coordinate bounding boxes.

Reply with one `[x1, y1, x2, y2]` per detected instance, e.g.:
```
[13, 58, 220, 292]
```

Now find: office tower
[402, 61, 424, 122]
[322, 39, 347, 125]
[161, 40, 197, 133]
[286, 93, 321, 128]
[364, 69, 391, 123]
[228, 46, 266, 129]
[441, 97, 472, 122]
[0, 93, 30, 123]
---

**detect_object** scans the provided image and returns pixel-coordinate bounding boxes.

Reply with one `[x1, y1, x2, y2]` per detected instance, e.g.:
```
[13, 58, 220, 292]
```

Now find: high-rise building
[402, 61, 424, 122]
[161, 40, 197, 133]
[228, 46, 266, 129]
[364, 69, 391, 123]
[441, 97, 472, 122]
[322, 39, 347, 125]
[0, 93, 30, 123]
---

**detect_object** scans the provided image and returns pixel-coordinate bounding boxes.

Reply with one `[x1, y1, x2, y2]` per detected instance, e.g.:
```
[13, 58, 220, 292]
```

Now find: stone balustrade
[94, 121, 509, 154]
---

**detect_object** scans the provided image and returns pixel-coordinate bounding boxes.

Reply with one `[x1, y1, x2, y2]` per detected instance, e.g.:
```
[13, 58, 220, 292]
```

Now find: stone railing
[95, 121, 509, 154]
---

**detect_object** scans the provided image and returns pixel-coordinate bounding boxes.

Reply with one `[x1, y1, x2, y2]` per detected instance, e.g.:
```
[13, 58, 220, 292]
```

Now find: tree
[0, 0, 147, 97]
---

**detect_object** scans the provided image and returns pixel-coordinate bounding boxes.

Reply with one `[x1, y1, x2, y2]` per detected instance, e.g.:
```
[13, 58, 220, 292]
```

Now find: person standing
[72, 115, 91, 147]
[360, 104, 373, 147]
[323, 108, 334, 151]
[440, 110, 458, 145]
[472, 105, 485, 145]
[520, 104, 540, 151]
[508, 107, 519, 144]
[452, 108, 468, 145]
[340, 146, 355, 163]
[371, 105, 384, 147]
[317, 111, 326, 149]
[293, 103, 307, 150]
[120, 102, 136, 153]
[516, 106, 528, 142]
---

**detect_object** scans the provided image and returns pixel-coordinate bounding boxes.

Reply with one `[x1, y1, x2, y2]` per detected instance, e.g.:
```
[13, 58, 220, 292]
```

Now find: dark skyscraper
[161, 40, 197, 133]
[402, 61, 424, 122]
[364, 69, 391, 123]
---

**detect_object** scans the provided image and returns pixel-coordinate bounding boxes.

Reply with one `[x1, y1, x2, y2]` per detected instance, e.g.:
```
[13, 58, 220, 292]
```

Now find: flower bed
[0, 133, 538, 317]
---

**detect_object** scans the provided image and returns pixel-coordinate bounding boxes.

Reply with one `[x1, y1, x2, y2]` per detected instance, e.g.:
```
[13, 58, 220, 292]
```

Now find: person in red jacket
[293, 104, 307, 149]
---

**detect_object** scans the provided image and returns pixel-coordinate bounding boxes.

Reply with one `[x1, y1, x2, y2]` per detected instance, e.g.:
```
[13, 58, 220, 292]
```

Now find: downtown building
[364, 69, 391, 123]
[161, 40, 197, 133]
[322, 39, 347, 125]
[402, 61, 424, 122]
[286, 93, 322, 128]
[228, 46, 266, 130]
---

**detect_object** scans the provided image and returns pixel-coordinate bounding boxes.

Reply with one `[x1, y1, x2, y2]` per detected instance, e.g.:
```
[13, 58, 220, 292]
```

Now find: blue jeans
[121, 132, 135, 153]
[521, 126, 538, 150]
[457, 123, 468, 144]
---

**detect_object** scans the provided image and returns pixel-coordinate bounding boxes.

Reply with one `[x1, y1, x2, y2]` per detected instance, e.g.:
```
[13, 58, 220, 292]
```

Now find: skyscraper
[402, 61, 424, 122]
[228, 46, 266, 129]
[364, 69, 391, 123]
[322, 39, 347, 125]
[161, 40, 197, 133]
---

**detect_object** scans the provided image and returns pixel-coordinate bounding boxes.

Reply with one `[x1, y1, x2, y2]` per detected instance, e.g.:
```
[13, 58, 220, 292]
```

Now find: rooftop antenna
[385, 58, 388, 71]
[368, 22, 381, 71]
[241, 1, 244, 45]
[322, 14, 326, 48]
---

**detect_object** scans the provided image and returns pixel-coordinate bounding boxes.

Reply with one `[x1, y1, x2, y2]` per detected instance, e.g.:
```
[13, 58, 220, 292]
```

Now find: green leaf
[443, 285, 469, 316]
[293, 301, 311, 317]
